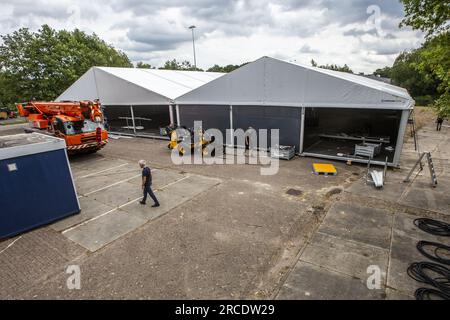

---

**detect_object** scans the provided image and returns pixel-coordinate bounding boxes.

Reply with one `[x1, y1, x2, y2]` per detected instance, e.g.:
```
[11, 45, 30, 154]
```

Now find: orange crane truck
[16, 100, 108, 154]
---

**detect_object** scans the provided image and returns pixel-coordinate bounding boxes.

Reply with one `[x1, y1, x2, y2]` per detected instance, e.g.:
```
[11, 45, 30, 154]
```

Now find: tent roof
[57, 67, 224, 105]
[175, 56, 414, 110]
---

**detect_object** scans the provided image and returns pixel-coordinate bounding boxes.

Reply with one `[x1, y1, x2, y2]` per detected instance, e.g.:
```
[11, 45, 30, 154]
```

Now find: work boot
[139, 201, 146, 205]
[152, 203, 160, 207]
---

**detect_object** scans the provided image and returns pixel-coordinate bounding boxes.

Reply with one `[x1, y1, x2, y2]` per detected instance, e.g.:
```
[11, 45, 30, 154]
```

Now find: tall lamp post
[188, 25, 197, 69]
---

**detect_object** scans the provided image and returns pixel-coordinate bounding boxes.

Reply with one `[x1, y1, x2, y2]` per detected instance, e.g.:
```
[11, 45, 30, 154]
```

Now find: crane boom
[17, 100, 108, 154]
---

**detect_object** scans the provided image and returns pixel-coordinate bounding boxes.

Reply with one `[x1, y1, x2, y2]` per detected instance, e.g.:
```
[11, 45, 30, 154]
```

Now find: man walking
[138, 160, 160, 207]
[436, 116, 444, 131]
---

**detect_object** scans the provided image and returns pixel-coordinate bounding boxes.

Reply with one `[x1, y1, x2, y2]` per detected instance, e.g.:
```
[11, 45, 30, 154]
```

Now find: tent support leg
[299, 106, 305, 154]
[393, 109, 409, 166]
[229, 105, 233, 146]
[175, 105, 180, 126]
[130, 105, 136, 136]
[169, 104, 174, 125]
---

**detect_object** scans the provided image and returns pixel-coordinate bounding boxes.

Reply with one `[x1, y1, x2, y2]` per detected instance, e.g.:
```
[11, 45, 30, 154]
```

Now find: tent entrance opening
[103, 105, 171, 137]
[303, 107, 402, 163]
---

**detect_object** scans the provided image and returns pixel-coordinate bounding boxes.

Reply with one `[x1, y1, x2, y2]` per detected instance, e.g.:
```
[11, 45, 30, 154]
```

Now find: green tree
[0, 24, 132, 106]
[159, 59, 203, 71]
[373, 66, 392, 78]
[400, 0, 450, 37]
[136, 61, 154, 69]
[310, 59, 353, 73]
[400, 0, 450, 116]
[414, 32, 450, 115]
[389, 50, 440, 104]
[207, 63, 247, 73]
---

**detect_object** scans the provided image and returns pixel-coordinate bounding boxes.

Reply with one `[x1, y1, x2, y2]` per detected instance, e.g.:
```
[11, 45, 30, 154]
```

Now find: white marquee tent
[175, 57, 415, 166]
[57, 67, 224, 136]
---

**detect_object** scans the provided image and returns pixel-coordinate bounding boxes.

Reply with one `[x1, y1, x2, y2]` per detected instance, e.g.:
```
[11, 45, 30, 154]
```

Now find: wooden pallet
[312, 163, 337, 176]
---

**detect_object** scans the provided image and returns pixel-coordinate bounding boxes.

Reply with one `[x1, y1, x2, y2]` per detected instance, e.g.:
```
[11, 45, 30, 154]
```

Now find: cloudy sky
[0, 0, 425, 73]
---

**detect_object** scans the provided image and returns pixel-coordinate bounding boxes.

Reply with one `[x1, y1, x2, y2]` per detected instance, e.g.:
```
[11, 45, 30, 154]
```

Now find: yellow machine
[167, 126, 214, 156]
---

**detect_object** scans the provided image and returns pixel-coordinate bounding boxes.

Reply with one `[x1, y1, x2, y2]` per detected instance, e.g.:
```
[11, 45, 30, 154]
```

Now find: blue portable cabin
[0, 133, 80, 238]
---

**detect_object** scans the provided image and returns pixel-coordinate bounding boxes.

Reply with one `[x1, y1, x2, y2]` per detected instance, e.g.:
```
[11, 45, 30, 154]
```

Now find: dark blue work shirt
[142, 166, 152, 186]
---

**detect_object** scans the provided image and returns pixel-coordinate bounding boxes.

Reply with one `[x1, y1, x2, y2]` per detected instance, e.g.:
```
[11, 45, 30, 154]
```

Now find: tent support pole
[130, 105, 136, 135]
[393, 109, 410, 167]
[169, 104, 174, 125]
[299, 106, 305, 154]
[229, 105, 233, 146]
[175, 105, 180, 126]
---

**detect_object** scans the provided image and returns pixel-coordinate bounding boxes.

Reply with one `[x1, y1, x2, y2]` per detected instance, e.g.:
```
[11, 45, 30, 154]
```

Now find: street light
[188, 25, 197, 69]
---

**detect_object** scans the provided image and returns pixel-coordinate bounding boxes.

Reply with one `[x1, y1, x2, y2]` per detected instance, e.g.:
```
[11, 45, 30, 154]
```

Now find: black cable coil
[414, 218, 450, 237]
[417, 240, 450, 265]
[414, 287, 450, 300]
[407, 262, 450, 297]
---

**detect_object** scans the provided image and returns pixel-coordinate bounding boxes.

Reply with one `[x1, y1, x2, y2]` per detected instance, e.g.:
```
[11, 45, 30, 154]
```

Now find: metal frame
[129, 105, 137, 135]
[169, 104, 174, 125]
[229, 105, 233, 146]
[299, 106, 305, 154]
[393, 109, 410, 166]
[176, 104, 180, 126]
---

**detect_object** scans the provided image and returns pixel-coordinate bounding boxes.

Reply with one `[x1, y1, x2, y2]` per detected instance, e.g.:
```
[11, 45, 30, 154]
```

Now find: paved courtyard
[0, 120, 448, 299]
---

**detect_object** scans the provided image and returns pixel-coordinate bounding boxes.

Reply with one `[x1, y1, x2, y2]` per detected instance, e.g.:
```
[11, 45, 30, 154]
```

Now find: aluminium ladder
[404, 152, 438, 187]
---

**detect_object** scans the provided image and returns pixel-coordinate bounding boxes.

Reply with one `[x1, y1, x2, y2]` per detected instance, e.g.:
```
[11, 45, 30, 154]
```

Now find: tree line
[0, 0, 448, 116]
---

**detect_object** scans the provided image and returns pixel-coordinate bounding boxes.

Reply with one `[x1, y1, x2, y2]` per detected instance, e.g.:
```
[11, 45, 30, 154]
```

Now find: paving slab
[300, 232, 389, 281]
[75, 170, 141, 196]
[387, 229, 432, 296]
[345, 177, 408, 203]
[51, 197, 115, 232]
[318, 202, 393, 249]
[127, 169, 186, 187]
[87, 181, 142, 207]
[63, 209, 147, 252]
[185, 179, 310, 242]
[393, 212, 450, 244]
[68, 153, 112, 170]
[277, 261, 386, 300]
[121, 175, 221, 222]
[74, 162, 138, 180]
[385, 288, 414, 300]
[399, 187, 450, 215]
[20, 211, 279, 299]
[62, 175, 221, 252]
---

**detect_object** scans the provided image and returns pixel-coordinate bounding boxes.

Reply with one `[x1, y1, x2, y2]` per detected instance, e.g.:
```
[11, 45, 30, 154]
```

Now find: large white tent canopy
[175, 57, 414, 110]
[57, 67, 224, 105]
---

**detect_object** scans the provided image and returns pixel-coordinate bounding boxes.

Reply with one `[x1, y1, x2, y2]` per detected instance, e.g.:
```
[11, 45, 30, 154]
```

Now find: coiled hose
[417, 240, 450, 266]
[408, 218, 450, 300]
[413, 218, 450, 237]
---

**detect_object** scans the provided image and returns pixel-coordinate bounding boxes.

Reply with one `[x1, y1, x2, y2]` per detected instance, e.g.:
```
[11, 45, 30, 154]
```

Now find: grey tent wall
[232, 105, 301, 151]
[178, 105, 231, 137]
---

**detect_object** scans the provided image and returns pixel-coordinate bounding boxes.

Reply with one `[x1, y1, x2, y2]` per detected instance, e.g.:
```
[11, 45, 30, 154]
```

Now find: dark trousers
[437, 122, 442, 131]
[143, 185, 159, 204]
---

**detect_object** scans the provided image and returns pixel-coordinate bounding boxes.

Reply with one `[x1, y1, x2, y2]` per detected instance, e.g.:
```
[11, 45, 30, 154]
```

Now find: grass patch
[0, 119, 27, 126]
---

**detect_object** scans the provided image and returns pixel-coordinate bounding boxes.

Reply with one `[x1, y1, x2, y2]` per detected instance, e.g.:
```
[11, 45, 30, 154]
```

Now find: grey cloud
[299, 44, 319, 54]
[343, 28, 379, 37]
[364, 39, 418, 56]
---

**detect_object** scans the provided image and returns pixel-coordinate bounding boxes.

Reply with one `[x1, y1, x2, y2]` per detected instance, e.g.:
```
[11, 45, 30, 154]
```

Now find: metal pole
[169, 104, 174, 125]
[299, 106, 305, 154]
[130, 105, 136, 135]
[175, 104, 180, 126]
[189, 26, 197, 69]
[393, 109, 410, 167]
[229, 105, 233, 146]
